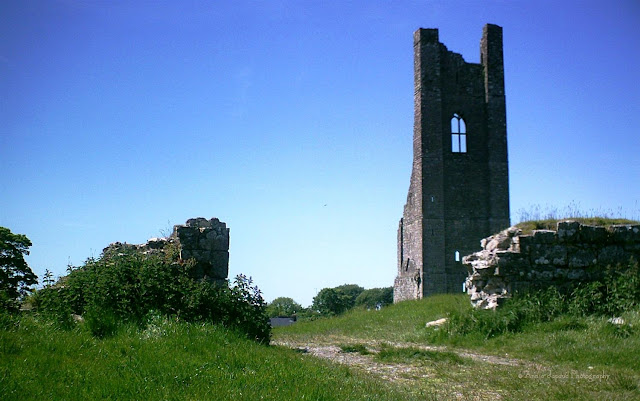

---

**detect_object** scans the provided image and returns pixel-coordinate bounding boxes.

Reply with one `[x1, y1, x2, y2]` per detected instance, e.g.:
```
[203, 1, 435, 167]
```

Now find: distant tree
[312, 288, 350, 315]
[312, 284, 364, 316]
[334, 284, 365, 306]
[0, 227, 38, 312]
[266, 297, 302, 318]
[355, 287, 394, 309]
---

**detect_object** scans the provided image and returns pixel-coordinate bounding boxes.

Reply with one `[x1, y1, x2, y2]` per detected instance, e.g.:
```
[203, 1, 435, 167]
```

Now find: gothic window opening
[455, 250, 461, 262]
[451, 114, 467, 153]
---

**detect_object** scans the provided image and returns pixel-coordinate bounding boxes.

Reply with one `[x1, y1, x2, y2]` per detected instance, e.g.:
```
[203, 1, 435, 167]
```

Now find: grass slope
[278, 294, 471, 342]
[276, 295, 640, 400]
[0, 316, 420, 401]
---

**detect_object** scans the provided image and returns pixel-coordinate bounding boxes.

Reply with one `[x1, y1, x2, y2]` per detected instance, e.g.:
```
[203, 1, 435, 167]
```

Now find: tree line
[266, 284, 393, 319]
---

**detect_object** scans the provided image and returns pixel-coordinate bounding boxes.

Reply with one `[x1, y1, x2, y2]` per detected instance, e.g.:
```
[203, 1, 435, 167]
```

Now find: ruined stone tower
[394, 24, 510, 302]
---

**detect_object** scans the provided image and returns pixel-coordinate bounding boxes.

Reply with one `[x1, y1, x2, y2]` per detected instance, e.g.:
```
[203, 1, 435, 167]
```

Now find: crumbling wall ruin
[464, 221, 640, 309]
[104, 217, 230, 282]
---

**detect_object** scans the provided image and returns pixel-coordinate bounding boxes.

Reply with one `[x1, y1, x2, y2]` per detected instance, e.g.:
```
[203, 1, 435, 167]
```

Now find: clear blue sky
[2, 1, 639, 307]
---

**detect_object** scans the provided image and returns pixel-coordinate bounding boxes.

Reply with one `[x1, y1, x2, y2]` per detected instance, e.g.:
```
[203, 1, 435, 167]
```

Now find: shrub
[84, 306, 119, 338]
[34, 249, 271, 342]
[569, 259, 639, 316]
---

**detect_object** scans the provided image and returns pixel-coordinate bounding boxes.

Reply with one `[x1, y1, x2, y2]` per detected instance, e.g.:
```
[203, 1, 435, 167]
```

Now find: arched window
[451, 114, 467, 153]
[454, 250, 461, 262]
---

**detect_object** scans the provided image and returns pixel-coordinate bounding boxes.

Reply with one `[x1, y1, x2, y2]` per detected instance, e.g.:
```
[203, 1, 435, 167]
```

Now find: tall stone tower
[394, 24, 510, 302]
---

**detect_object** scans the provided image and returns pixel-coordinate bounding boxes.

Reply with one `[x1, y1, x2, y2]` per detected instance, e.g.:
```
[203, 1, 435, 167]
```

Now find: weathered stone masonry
[104, 217, 230, 282]
[464, 221, 640, 309]
[395, 24, 510, 302]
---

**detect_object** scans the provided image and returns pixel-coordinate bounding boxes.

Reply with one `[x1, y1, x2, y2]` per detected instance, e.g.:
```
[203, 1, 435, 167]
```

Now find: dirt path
[273, 337, 532, 385]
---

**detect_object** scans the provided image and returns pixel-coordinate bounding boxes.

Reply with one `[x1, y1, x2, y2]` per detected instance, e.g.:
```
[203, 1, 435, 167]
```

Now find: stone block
[186, 217, 212, 228]
[568, 248, 596, 268]
[532, 230, 556, 244]
[518, 235, 533, 252]
[567, 269, 586, 280]
[206, 251, 229, 279]
[548, 245, 568, 266]
[538, 270, 554, 281]
[174, 225, 197, 242]
[554, 268, 569, 279]
[204, 229, 230, 250]
[484, 228, 517, 251]
[557, 220, 580, 243]
[579, 225, 607, 243]
[598, 245, 625, 266]
[610, 225, 639, 243]
[533, 255, 551, 265]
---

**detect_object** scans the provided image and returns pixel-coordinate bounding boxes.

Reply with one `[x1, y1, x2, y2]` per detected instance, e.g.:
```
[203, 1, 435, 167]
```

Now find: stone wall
[463, 221, 640, 309]
[104, 217, 230, 282]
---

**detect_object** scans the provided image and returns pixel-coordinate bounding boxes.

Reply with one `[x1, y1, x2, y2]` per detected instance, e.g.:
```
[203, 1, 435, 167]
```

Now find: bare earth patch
[274, 337, 548, 400]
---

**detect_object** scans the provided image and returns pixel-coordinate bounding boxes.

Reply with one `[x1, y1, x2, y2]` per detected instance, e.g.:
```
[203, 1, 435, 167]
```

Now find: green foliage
[375, 343, 465, 365]
[0, 227, 38, 313]
[569, 259, 640, 316]
[266, 296, 302, 318]
[355, 287, 393, 309]
[334, 284, 365, 302]
[339, 343, 371, 355]
[83, 306, 119, 338]
[33, 249, 270, 343]
[602, 320, 635, 339]
[312, 284, 364, 316]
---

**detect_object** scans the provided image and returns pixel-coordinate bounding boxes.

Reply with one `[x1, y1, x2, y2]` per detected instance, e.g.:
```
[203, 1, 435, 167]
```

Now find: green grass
[6, 293, 639, 400]
[275, 294, 640, 400]
[339, 343, 371, 355]
[516, 217, 639, 234]
[0, 315, 423, 401]
[277, 294, 471, 343]
[375, 343, 465, 365]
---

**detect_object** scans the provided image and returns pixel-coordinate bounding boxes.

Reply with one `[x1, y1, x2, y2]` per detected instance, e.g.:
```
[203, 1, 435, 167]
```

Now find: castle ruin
[394, 24, 510, 302]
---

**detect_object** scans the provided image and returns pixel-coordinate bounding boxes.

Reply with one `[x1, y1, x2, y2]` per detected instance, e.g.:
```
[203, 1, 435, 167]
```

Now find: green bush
[83, 306, 119, 338]
[569, 259, 639, 316]
[33, 250, 270, 343]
